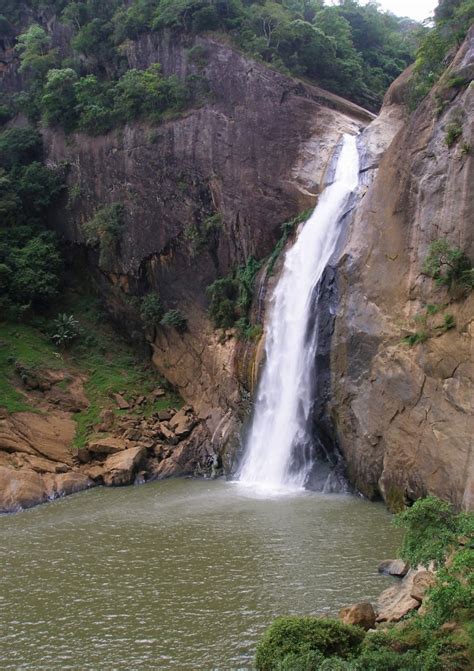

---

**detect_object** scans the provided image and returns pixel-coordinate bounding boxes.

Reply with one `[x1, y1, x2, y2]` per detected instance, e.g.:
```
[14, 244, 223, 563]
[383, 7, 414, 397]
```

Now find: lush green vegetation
[256, 496, 474, 670]
[0, 1, 423, 122]
[0, 289, 181, 446]
[405, 0, 474, 110]
[255, 617, 365, 670]
[206, 209, 309, 338]
[207, 255, 262, 335]
[0, 127, 64, 319]
[83, 202, 124, 267]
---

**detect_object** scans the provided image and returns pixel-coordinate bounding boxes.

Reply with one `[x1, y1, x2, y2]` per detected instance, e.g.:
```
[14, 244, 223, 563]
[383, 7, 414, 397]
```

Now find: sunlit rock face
[328, 28, 474, 511]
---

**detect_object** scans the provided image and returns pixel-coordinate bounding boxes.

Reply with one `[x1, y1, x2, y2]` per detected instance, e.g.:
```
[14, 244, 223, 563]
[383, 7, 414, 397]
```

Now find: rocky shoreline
[338, 559, 436, 631]
[0, 364, 216, 514]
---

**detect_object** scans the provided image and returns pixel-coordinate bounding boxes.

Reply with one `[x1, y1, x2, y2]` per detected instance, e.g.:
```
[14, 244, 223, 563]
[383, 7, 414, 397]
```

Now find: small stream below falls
[1, 480, 401, 670]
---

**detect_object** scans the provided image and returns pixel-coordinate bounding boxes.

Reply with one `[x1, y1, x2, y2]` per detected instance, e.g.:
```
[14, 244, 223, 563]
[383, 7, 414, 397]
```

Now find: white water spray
[238, 133, 359, 492]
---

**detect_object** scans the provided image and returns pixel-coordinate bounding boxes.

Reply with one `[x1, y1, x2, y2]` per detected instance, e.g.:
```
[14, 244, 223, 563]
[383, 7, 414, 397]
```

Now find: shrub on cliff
[140, 293, 164, 329]
[160, 309, 187, 333]
[83, 203, 124, 268]
[255, 616, 364, 670]
[423, 240, 473, 293]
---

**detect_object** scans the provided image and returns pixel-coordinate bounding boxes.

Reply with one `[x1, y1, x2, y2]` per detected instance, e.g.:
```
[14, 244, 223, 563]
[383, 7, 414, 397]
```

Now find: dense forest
[0, 0, 473, 325]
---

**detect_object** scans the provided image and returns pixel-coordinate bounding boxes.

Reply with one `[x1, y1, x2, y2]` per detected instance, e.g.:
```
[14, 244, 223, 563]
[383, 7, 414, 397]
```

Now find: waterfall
[237, 133, 359, 492]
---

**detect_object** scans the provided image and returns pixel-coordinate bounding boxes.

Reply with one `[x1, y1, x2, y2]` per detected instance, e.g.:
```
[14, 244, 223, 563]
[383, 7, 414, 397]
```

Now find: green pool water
[0, 478, 401, 670]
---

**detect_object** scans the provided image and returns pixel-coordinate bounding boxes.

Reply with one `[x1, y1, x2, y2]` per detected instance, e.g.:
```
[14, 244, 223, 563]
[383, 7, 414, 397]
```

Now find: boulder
[102, 446, 147, 486]
[378, 559, 409, 577]
[87, 436, 128, 456]
[113, 393, 130, 410]
[410, 570, 436, 603]
[0, 466, 48, 513]
[157, 409, 173, 421]
[169, 408, 197, 438]
[376, 569, 420, 622]
[97, 408, 115, 432]
[46, 472, 94, 499]
[76, 447, 91, 464]
[83, 464, 105, 481]
[159, 424, 178, 444]
[152, 388, 166, 398]
[21, 454, 69, 474]
[339, 603, 376, 630]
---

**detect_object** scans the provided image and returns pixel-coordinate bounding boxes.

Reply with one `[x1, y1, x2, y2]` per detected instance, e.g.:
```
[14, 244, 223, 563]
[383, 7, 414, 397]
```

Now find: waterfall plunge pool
[1, 479, 401, 670]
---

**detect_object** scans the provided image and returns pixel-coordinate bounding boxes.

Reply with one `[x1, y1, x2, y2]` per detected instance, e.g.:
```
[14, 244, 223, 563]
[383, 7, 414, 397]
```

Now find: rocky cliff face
[40, 32, 371, 442]
[3, 16, 471, 511]
[327, 28, 474, 511]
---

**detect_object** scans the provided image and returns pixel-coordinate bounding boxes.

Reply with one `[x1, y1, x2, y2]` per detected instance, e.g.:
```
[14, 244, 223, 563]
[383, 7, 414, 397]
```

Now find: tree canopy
[0, 0, 426, 121]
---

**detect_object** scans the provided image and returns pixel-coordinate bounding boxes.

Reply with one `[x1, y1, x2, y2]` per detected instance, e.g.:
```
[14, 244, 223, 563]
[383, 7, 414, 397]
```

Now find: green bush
[83, 203, 124, 267]
[423, 240, 473, 292]
[255, 617, 365, 671]
[160, 309, 187, 332]
[41, 68, 79, 131]
[424, 547, 474, 628]
[51, 313, 81, 348]
[445, 121, 463, 148]
[184, 212, 221, 256]
[0, 128, 42, 170]
[207, 276, 240, 328]
[139, 293, 164, 329]
[394, 496, 462, 568]
[7, 232, 62, 311]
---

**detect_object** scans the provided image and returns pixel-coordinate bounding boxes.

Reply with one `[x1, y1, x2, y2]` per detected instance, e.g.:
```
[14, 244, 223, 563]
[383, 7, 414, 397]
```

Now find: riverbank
[0, 292, 215, 514]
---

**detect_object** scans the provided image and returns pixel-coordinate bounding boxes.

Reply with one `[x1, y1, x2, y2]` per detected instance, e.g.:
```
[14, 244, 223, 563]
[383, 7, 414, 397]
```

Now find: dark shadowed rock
[378, 559, 409, 577]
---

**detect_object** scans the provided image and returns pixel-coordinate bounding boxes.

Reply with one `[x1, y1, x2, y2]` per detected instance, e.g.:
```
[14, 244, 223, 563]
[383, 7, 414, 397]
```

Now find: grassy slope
[0, 289, 181, 449]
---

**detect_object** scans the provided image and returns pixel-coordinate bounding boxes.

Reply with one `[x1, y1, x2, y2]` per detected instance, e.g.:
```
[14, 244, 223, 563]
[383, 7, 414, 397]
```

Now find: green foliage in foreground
[256, 497, 474, 670]
[394, 496, 472, 568]
[255, 617, 365, 670]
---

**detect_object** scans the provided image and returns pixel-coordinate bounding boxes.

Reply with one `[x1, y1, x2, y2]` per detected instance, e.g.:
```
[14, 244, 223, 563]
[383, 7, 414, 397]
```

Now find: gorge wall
[327, 28, 474, 511]
[38, 30, 372, 445]
[1, 13, 472, 511]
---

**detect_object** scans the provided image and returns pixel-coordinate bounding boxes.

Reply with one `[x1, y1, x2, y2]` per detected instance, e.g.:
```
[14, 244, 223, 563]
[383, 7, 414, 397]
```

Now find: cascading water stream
[238, 133, 360, 492]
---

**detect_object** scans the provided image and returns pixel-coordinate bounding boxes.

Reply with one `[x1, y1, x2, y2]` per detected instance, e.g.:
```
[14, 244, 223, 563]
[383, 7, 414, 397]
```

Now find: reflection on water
[0, 479, 401, 670]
